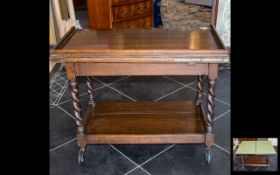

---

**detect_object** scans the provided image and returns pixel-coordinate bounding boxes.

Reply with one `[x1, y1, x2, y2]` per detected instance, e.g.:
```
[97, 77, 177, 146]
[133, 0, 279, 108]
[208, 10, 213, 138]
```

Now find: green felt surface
[256, 141, 277, 155]
[235, 141, 277, 155]
[235, 141, 256, 154]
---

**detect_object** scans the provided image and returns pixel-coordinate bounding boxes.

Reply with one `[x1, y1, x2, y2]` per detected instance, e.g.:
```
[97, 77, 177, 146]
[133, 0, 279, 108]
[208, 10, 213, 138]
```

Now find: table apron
[74, 63, 209, 76]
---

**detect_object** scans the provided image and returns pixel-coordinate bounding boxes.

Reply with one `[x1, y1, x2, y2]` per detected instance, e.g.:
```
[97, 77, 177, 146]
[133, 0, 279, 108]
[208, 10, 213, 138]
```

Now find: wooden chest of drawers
[87, 0, 153, 29]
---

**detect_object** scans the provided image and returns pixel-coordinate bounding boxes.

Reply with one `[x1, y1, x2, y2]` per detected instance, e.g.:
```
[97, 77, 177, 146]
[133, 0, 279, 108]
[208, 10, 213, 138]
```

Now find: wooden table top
[50, 26, 229, 63]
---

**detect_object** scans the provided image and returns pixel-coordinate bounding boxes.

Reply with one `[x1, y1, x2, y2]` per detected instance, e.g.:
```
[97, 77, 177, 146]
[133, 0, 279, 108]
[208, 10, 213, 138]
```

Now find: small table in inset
[235, 141, 277, 168]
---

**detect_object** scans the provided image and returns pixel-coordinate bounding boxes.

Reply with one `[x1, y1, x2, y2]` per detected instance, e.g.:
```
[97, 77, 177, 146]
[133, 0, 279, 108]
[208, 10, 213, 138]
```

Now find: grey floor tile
[190, 71, 230, 104]
[50, 107, 76, 149]
[50, 142, 136, 175]
[113, 144, 172, 164]
[232, 155, 242, 169]
[126, 167, 150, 175]
[58, 77, 104, 104]
[142, 145, 230, 175]
[214, 113, 231, 151]
[59, 86, 134, 115]
[163, 75, 197, 85]
[93, 76, 129, 84]
[155, 85, 195, 101]
[110, 76, 184, 101]
[160, 86, 230, 118]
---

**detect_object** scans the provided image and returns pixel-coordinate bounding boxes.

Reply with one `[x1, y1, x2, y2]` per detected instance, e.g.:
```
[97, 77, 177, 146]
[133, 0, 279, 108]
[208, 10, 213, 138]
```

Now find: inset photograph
[233, 138, 278, 172]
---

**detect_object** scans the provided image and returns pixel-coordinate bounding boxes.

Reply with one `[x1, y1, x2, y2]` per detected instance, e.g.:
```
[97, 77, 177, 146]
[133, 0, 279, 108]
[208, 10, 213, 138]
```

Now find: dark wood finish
[244, 155, 269, 167]
[84, 101, 206, 144]
[112, 0, 149, 6]
[195, 75, 204, 105]
[112, 16, 152, 28]
[76, 63, 208, 76]
[65, 63, 76, 81]
[50, 28, 229, 64]
[86, 76, 95, 106]
[112, 0, 152, 21]
[56, 28, 220, 50]
[87, 0, 113, 29]
[50, 27, 229, 162]
[73, 0, 87, 9]
[87, 0, 153, 29]
[53, 26, 76, 50]
[69, 78, 86, 147]
[205, 64, 218, 147]
[211, 0, 219, 27]
[210, 25, 226, 49]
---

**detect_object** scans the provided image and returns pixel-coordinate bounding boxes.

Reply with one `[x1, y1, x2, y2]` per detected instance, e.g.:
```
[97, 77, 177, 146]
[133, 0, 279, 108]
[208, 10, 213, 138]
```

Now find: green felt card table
[235, 141, 277, 168]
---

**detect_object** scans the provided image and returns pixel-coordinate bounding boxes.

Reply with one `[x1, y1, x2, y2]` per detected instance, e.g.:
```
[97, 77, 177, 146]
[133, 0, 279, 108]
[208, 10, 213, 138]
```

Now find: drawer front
[112, 16, 152, 28]
[112, 0, 152, 21]
[76, 63, 209, 76]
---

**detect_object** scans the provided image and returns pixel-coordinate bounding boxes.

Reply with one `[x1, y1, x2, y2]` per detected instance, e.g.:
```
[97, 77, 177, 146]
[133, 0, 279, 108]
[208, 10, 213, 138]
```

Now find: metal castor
[205, 149, 212, 164]
[78, 148, 86, 165]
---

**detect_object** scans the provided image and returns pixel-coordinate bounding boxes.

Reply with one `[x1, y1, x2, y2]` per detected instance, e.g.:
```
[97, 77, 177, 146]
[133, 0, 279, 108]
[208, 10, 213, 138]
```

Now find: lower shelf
[84, 101, 206, 144]
[244, 155, 269, 167]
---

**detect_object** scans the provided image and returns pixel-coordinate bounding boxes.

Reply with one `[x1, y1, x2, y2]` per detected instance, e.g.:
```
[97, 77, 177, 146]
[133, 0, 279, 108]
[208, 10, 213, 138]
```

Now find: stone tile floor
[49, 64, 231, 175]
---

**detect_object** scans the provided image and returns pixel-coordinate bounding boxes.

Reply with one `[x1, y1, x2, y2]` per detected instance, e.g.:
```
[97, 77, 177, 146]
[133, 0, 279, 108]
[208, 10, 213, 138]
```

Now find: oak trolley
[50, 26, 229, 165]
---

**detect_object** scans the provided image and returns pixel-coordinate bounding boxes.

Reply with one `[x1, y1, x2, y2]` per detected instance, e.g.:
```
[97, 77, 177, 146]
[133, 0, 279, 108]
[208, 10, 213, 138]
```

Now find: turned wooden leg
[86, 76, 96, 107]
[195, 75, 204, 105]
[205, 64, 218, 151]
[205, 78, 216, 148]
[70, 79, 86, 148]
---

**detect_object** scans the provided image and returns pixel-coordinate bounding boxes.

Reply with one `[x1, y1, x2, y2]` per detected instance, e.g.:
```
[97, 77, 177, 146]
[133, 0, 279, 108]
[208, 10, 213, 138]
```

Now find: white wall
[268, 138, 278, 146]
[215, 0, 230, 47]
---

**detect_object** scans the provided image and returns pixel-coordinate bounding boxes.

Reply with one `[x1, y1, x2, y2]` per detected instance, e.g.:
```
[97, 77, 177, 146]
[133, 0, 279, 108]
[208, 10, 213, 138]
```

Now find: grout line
[162, 75, 198, 87]
[106, 76, 131, 85]
[215, 98, 230, 106]
[91, 77, 137, 102]
[109, 145, 138, 166]
[214, 110, 231, 121]
[50, 138, 76, 152]
[56, 105, 76, 120]
[153, 76, 197, 102]
[49, 64, 63, 83]
[214, 144, 230, 154]
[50, 104, 58, 109]
[51, 81, 65, 89]
[233, 158, 242, 167]
[55, 81, 70, 104]
[221, 69, 230, 74]
[153, 86, 188, 102]
[50, 86, 63, 94]
[139, 144, 175, 166]
[125, 167, 151, 175]
[109, 145, 151, 175]
[56, 83, 107, 106]
[124, 144, 175, 175]
[165, 75, 230, 107]
[56, 92, 87, 106]
[162, 75, 186, 86]
[53, 75, 127, 106]
[107, 86, 137, 102]
[186, 85, 230, 106]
